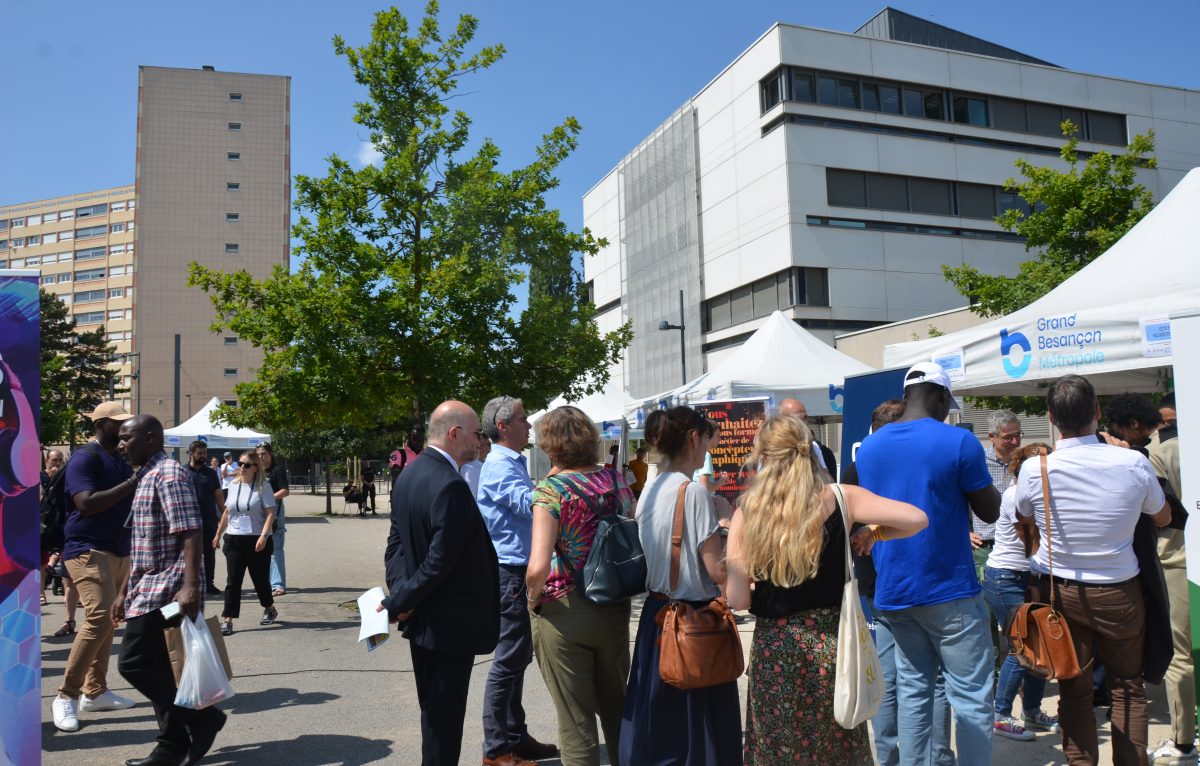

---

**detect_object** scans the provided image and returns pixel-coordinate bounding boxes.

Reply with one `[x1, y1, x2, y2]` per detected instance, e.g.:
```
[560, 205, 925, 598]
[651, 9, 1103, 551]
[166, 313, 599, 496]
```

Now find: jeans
[269, 530, 286, 591]
[867, 597, 955, 766]
[981, 566, 1047, 717]
[882, 593, 995, 766]
[483, 564, 532, 758]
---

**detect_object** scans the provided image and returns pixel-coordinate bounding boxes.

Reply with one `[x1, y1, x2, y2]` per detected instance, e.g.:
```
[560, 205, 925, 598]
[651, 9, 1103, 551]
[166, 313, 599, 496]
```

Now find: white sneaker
[80, 690, 136, 712]
[1149, 739, 1199, 765]
[52, 695, 79, 732]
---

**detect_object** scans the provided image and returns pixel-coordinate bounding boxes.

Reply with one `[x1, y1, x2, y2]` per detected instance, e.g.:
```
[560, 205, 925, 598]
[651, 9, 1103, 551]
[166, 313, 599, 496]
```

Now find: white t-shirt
[219, 460, 236, 489]
[224, 480, 277, 536]
[986, 485, 1030, 572]
[638, 471, 721, 602]
[1014, 437, 1165, 583]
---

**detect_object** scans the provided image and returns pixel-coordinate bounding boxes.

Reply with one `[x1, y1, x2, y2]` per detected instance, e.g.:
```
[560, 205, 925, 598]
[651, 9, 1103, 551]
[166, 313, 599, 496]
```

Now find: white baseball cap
[903, 361, 961, 411]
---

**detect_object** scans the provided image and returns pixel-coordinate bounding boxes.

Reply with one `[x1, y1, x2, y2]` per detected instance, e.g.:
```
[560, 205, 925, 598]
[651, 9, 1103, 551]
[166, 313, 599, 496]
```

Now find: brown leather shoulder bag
[656, 480, 745, 690]
[1007, 449, 1083, 681]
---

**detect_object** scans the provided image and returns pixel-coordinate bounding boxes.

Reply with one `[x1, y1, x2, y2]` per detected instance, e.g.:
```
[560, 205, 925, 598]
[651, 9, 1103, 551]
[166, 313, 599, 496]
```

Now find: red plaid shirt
[125, 452, 204, 619]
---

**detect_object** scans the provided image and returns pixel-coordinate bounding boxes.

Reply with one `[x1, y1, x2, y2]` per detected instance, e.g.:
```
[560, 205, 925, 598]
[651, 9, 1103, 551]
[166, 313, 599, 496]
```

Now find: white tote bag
[831, 484, 884, 728]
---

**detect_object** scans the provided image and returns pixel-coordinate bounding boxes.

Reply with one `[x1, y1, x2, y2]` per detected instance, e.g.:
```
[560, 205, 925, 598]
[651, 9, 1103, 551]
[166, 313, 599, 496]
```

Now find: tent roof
[163, 397, 270, 447]
[628, 311, 874, 418]
[884, 167, 1200, 395]
[529, 376, 628, 427]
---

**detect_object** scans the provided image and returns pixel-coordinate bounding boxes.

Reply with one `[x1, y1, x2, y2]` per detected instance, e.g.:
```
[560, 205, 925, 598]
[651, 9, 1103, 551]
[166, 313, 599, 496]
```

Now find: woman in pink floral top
[526, 406, 635, 766]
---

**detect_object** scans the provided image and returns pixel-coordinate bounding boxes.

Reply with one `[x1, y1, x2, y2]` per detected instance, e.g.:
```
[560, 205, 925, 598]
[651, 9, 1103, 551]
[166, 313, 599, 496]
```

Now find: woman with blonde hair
[526, 406, 636, 766]
[727, 415, 927, 765]
[213, 449, 277, 636]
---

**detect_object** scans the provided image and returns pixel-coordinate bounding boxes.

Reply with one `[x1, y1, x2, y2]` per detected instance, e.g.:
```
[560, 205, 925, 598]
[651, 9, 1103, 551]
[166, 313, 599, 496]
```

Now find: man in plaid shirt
[113, 415, 227, 766]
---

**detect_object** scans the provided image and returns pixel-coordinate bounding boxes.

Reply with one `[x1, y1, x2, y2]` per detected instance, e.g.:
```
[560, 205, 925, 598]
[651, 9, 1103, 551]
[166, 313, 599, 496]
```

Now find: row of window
[703, 267, 830, 333]
[805, 214, 1026, 242]
[1, 222, 132, 249]
[75, 309, 131, 325]
[0, 199, 134, 230]
[760, 65, 1127, 145]
[70, 287, 126, 303]
[826, 168, 1037, 220]
[4, 243, 134, 265]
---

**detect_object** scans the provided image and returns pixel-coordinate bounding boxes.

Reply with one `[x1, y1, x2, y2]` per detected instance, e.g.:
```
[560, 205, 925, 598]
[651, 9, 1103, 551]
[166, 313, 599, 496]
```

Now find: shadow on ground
[206, 733, 393, 765]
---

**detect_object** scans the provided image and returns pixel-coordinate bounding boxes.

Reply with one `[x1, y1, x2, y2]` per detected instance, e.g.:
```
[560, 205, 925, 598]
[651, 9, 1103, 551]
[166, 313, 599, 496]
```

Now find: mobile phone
[160, 601, 181, 620]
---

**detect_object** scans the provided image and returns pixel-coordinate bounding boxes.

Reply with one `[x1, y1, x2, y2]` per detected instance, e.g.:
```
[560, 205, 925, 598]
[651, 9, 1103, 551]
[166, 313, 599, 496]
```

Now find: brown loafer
[481, 755, 536, 766]
[514, 735, 559, 761]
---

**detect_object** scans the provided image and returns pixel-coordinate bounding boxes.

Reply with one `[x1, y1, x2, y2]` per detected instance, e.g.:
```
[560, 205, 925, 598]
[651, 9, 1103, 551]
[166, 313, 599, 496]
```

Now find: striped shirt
[975, 446, 1010, 541]
[125, 452, 204, 619]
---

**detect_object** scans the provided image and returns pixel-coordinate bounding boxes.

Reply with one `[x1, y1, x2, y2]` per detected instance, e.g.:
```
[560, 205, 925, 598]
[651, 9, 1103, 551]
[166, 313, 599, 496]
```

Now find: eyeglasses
[238, 461, 256, 468]
[992, 432, 1023, 442]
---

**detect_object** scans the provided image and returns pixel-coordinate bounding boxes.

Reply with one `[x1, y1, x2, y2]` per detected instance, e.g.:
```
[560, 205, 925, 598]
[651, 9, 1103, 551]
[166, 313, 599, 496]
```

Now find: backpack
[558, 471, 647, 605]
[40, 467, 69, 549]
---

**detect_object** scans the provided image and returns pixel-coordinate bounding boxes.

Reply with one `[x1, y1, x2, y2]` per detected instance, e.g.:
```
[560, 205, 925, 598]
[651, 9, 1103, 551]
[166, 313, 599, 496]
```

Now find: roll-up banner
[1171, 312, 1200, 708]
[0, 270, 43, 765]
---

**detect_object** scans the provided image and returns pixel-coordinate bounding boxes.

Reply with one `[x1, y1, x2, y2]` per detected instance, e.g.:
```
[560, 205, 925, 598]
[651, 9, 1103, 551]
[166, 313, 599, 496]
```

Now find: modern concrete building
[0, 65, 290, 426]
[584, 8, 1200, 400]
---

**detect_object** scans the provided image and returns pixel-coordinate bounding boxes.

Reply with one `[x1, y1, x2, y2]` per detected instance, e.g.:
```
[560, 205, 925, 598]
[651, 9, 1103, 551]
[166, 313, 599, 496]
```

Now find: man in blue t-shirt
[856, 362, 1001, 766]
[52, 402, 142, 733]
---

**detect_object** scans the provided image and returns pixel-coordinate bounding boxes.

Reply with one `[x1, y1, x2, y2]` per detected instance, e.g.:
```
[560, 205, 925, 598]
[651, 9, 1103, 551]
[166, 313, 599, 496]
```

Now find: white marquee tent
[530, 375, 630, 440]
[884, 167, 1200, 395]
[626, 310, 874, 424]
[163, 397, 271, 450]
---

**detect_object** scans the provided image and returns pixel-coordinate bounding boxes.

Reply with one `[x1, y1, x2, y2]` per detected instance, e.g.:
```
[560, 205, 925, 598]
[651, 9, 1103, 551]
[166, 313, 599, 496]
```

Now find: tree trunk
[324, 454, 333, 515]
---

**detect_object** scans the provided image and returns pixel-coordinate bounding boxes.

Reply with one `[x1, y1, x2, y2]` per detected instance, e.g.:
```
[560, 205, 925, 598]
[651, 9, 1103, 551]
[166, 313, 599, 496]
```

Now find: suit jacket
[383, 449, 500, 655]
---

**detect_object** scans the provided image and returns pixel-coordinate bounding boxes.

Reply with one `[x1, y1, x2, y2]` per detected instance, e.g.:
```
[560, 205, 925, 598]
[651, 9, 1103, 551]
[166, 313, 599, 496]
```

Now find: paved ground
[41, 491, 1178, 765]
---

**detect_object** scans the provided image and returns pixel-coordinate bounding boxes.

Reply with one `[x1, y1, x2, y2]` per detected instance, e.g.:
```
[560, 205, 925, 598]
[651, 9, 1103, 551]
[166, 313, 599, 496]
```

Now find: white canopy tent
[530, 375, 631, 440]
[884, 167, 1200, 395]
[163, 397, 271, 450]
[626, 310, 874, 425]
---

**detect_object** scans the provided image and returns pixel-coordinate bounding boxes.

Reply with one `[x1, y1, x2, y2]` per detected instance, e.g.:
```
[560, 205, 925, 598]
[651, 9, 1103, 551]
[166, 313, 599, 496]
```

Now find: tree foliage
[39, 290, 120, 447]
[943, 123, 1156, 318]
[188, 2, 631, 435]
[941, 123, 1157, 415]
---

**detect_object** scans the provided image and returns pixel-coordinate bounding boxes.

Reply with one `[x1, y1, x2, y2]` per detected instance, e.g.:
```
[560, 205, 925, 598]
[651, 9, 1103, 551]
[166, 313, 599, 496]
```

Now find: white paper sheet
[357, 586, 390, 652]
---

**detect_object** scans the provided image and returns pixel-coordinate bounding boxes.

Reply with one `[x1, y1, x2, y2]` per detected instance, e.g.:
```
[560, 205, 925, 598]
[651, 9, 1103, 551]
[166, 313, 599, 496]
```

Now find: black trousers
[410, 642, 474, 766]
[363, 480, 376, 509]
[118, 610, 223, 755]
[221, 534, 274, 619]
[202, 522, 217, 589]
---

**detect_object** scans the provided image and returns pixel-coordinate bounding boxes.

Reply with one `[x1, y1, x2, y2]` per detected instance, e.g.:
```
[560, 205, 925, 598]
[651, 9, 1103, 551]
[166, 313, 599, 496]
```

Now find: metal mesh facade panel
[619, 107, 703, 398]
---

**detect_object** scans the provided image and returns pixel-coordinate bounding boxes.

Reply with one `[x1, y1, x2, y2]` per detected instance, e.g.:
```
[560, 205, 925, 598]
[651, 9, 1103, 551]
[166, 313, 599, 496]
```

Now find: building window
[110, 222, 125, 233]
[110, 201, 126, 212]
[224, 336, 238, 346]
[952, 94, 989, 126]
[75, 203, 108, 218]
[909, 178, 953, 215]
[74, 289, 105, 303]
[23, 256, 40, 266]
[229, 92, 242, 101]
[228, 122, 241, 131]
[75, 268, 106, 282]
[826, 169, 867, 207]
[790, 69, 815, 103]
[75, 311, 104, 325]
[41, 275, 55, 285]
[27, 215, 42, 226]
[59, 230, 74, 241]
[702, 267, 829, 332]
[224, 243, 239, 253]
[10, 218, 24, 228]
[75, 225, 106, 240]
[57, 273, 71, 283]
[227, 152, 240, 161]
[0, 219, 8, 230]
[866, 174, 908, 211]
[957, 183, 997, 219]
[223, 368, 238, 377]
[826, 167, 1036, 222]
[109, 288, 124, 298]
[226, 182, 240, 191]
[107, 310, 124, 321]
[226, 213, 240, 222]
[1087, 112, 1126, 145]
[75, 246, 106, 261]
[25, 234, 40, 246]
[760, 69, 784, 111]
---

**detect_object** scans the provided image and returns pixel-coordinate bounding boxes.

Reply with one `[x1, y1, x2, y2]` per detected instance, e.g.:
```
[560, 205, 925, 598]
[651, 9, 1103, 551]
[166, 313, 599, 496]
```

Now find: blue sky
[3, 0, 1198, 238]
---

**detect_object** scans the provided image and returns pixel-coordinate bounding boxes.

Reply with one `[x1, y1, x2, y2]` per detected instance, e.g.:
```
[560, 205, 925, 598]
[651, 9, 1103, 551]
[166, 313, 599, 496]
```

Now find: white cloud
[357, 142, 384, 167]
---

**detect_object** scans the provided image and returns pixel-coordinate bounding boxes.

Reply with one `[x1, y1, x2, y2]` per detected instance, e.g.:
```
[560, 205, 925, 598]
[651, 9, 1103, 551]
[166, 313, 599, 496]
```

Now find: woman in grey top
[619, 406, 742, 766]
[213, 450, 277, 635]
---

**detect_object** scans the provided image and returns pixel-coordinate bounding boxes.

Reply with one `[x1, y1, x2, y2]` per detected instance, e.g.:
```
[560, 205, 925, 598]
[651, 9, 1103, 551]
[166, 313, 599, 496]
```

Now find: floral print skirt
[745, 606, 872, 765]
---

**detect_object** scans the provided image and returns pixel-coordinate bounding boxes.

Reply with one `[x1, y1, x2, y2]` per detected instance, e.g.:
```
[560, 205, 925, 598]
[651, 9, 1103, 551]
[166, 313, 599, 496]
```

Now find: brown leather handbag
[656, 481, 745, 690]
[1007, 449, 1083, 681]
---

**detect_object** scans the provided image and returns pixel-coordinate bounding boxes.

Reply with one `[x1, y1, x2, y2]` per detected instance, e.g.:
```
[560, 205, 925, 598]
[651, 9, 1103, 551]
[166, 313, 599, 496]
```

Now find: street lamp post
[657, 289, 687, 386]
[122, 352, 142, 414]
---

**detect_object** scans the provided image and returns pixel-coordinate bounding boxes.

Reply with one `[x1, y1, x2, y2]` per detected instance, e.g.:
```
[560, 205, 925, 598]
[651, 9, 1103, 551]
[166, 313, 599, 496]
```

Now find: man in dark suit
[377, 400, 500, 766]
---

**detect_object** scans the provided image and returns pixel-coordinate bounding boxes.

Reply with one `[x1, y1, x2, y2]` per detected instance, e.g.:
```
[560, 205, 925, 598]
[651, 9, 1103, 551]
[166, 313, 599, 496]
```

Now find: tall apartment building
[584, 9, 1200, 399]
[0, 186, 138, 401]
[0, 65, 290, 428]
[134, 66, 291, 427]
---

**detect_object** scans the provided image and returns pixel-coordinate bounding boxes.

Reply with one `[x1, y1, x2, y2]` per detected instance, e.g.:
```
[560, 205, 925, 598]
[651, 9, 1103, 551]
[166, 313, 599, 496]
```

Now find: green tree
[941, 124, 1156, 415]
[943, 123, 1156, 318]
[39, 290, 120, 447]
[188, 3, 631, 436]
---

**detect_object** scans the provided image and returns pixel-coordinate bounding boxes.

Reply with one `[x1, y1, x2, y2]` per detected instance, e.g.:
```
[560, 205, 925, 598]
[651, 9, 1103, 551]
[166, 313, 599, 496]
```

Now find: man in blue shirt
[856, 363, 1001, 766]
[476, 396, 557, 766]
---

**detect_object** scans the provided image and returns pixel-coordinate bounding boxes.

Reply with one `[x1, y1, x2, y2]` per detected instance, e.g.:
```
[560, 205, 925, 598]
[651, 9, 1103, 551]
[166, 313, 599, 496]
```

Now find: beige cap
[88, 401, 134, 422]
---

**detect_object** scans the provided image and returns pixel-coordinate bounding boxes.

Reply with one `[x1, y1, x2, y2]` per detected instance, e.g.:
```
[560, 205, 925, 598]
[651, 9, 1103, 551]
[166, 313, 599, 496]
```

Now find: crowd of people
[39, 365, 1188, 766]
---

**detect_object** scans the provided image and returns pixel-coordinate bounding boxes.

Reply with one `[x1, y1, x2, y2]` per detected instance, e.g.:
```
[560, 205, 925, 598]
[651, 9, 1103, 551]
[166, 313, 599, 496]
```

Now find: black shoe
[125, 746, 186, 766]
[183, 708, 227, 766]
[220, 620, 233, 636]
[52, 577, 64, 596]
[260, 607, 278, 625]
[206, 584, 222, 596]
[514, 734, 560, 760]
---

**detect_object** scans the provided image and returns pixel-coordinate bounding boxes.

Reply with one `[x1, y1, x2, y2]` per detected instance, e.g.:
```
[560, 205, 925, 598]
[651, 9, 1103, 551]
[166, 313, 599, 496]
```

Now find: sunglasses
[238, 461, 257, 468]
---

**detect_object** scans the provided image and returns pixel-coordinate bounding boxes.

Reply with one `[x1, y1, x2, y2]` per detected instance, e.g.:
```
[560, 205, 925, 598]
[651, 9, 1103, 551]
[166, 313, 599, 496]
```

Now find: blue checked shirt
[126, 452, 204, 619]
[476, 444, 534, 565]
[976, 446, 1011, 541]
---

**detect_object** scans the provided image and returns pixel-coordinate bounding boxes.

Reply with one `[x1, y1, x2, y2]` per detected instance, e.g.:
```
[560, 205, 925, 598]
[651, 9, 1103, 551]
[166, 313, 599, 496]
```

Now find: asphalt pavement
[40, 490, 1178, 765]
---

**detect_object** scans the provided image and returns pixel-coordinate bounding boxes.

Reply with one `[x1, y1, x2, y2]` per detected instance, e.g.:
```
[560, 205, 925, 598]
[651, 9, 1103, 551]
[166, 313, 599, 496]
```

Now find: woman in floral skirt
[727, 415, 927, 764]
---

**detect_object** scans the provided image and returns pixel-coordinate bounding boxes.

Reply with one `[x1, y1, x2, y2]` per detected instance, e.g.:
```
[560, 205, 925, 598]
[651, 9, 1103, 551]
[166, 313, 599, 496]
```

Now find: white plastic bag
[174, 614, 235, 709]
